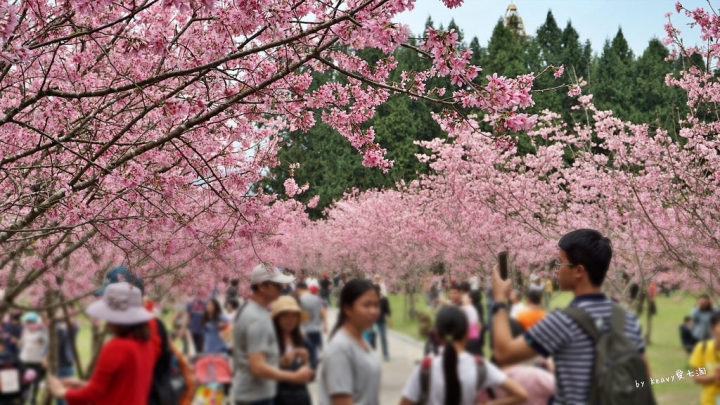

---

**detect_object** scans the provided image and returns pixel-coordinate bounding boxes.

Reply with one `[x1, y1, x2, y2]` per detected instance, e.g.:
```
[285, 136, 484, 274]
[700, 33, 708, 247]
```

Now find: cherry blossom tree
[0, 0, 555, 315]
[276, 2, 720, 302]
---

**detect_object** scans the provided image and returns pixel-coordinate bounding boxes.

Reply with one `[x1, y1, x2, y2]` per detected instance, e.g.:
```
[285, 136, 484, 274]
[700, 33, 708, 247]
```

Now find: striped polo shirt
[524, 294, 645, 405]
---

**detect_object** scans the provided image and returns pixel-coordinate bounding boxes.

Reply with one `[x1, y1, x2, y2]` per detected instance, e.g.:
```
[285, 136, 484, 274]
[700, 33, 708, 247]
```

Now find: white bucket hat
[86, 282, 153, 325]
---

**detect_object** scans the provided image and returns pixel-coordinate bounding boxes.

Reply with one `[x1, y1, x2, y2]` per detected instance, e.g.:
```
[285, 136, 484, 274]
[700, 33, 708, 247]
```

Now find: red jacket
[66, 337, 155, 405]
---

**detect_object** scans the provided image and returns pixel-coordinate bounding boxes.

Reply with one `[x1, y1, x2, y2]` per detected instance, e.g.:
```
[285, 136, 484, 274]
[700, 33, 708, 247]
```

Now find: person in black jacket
[375, 284, 392, 361]
[680, 316, 697, 354]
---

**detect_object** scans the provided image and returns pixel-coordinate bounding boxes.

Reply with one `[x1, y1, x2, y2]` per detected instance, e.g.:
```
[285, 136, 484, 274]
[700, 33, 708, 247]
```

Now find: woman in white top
[400, 306, 527, 405]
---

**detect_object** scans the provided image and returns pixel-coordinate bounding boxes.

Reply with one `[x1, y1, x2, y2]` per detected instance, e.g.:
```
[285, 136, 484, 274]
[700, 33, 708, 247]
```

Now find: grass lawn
[388, 291, 703, 404]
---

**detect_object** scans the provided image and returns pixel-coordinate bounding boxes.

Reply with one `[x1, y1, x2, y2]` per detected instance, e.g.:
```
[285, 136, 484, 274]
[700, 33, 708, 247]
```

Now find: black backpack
[562, 303, 657, 405]
[418, 354, 487, 405]
[149, 318, 178, 405]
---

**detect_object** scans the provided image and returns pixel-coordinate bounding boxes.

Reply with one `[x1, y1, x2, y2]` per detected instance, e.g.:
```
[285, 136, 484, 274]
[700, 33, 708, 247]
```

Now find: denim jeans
[306, 331, 323, 365]
[56, 366, 75, 405]
[376, 320, 389, 359]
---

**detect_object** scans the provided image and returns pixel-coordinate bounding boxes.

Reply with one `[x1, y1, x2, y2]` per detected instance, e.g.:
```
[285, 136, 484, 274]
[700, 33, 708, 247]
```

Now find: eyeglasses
[553, 260, 576, 270]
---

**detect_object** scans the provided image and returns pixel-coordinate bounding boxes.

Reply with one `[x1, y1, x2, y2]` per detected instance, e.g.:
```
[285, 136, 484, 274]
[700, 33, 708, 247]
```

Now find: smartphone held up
[498, 251, 509, 281]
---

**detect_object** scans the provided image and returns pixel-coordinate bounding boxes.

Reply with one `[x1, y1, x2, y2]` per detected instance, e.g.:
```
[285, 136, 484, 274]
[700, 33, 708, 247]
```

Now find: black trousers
[191, 333, 205, 354]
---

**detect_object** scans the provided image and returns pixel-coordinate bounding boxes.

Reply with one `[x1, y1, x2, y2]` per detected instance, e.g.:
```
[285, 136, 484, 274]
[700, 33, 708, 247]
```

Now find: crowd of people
[1, 228, 720, 405]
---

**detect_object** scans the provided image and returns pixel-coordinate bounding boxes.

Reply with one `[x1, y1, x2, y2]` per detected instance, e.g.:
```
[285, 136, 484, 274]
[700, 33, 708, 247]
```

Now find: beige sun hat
[86, 282, 153, 325]
[271, 295, 310, 323]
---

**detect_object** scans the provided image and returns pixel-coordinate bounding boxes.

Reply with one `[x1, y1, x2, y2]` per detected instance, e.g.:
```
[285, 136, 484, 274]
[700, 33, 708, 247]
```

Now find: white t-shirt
[20, 329, 48, 364]
[401, 352, 506, 405]
[510, 302, 527, 319]
[307, 277, 319, 289]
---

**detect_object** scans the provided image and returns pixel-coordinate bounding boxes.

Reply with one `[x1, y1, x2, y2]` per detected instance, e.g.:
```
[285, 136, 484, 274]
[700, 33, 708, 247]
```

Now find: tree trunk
[644, 298, 653, 345]
[408, 291, 416, 320]
[42, 291, 59, 405]
[87, 323, 107, 376]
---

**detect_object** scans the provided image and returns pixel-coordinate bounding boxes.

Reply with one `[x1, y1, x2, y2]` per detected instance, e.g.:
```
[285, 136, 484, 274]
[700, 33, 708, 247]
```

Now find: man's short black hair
[684, 316, 692, 323]
[699, 293, 711, 300]
[527, 289, 543, 305]
[296, 281, 308, 289]
[230, 279, 239, 287]
[558, 229, 612, 287]
[449, 283, 462, 291]
[459, 282, 471, 293]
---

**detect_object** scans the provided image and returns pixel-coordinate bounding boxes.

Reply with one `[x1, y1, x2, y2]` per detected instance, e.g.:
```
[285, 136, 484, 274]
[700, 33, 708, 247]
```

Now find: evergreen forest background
[258, 11, 706, 218]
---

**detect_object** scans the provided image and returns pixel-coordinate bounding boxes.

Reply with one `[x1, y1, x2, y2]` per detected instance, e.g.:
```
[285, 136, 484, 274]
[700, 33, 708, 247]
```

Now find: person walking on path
[1, 310, 23, 357]
[319, 279, 382, 405]
[399, 306, 527, 405]
[680, 316, 697, 354]
[297, 282, 327, 363]
[226, 279, 240, 302]
[47, 283, 156, 405]
[459, 282, 482, 356]
[491, 229, 654, 405]
[320, 273, 333, 306]
[272, 296, 315, 405]
[51, 318, 79, 405]
[376, 284, 392, 361]
[19, 312, 47, 405]
[183, 296, 208, 355]
[233, 264, 314, 405]
[202, 298, 230, 354]
[688, 311, 720, 405]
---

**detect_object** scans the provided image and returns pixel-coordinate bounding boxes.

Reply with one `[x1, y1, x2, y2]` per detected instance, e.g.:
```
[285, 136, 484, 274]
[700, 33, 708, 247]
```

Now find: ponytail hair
[330, 278, 376, 339]
[435, 306, 468, 405]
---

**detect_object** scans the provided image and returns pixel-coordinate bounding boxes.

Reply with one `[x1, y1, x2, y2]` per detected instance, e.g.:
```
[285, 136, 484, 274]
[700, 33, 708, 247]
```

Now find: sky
[395, 0, 711, 56]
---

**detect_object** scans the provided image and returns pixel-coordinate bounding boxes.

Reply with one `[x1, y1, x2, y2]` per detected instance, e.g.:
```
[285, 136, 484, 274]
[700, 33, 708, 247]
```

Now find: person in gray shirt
[233, 264, 315, 405]
[297, 282, 327, 362]
[319, 279, 382, 405]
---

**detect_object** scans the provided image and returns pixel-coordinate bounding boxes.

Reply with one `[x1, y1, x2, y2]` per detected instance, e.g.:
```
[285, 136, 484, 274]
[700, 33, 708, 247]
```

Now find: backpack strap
[233, 302, 250, 353]
[418, 356, 432, 405]
[561, 306, 601, 342]
[233, 301, 249, 324]
[609, 302, 627, 334]
[474, 355, 487, 390]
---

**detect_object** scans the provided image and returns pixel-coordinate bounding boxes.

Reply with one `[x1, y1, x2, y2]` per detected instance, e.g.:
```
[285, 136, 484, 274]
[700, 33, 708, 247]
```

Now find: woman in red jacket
[47, 282, 156, 405]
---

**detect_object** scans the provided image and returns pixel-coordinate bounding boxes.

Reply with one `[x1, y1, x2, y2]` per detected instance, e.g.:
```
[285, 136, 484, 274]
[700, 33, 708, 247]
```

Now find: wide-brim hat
[86, 282, 153, 325]
[271, 296, 310, 323]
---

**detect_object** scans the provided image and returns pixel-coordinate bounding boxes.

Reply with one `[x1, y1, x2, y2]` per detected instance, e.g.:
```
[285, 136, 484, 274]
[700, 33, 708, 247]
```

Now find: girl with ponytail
[400, 306, 527, 405]
[319, 279, 382, 405]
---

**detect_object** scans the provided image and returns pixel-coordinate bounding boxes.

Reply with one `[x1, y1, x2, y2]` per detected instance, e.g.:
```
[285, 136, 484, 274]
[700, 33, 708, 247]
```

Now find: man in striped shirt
[490, 229, 651, 405]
